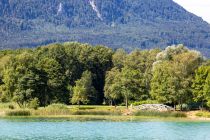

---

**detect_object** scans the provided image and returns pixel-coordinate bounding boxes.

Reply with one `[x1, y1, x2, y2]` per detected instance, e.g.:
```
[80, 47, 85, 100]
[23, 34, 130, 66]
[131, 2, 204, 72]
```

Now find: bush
[28, 98, 39, 110]
[34, 108, 71, 116]
[176, 104, 190, 111]
[195, 111, 210, 118]
[133, 111, 186, 118]
[6, 110, 31, 116]
[207, 101, 210, 108]
[0, 103, 17, 109]
[72, 110, 121, 116]
[78, 106, 95, 110]
[46, 103, 68, 110]
[132, 100, 159, 106]
[8, 104, 15, 110]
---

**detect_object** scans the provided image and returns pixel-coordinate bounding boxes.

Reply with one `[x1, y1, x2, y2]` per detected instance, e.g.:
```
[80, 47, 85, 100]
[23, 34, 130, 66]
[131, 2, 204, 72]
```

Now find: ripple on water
[0, 120, 210, 140]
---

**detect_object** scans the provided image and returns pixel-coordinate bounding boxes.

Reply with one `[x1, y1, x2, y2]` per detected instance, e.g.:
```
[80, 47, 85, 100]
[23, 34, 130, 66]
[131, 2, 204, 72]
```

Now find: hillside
[0, 0, 210, 56]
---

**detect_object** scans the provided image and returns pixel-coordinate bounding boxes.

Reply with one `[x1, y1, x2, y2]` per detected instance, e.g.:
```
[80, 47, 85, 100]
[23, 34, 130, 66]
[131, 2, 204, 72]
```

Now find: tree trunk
[201, 100, 204, 111]
[179, 99, 182, 111]
[114, 100, 117, 108]
[125, 96, 128, 109]
[78, 101, 80, 107]
[173, 102, 176, 111]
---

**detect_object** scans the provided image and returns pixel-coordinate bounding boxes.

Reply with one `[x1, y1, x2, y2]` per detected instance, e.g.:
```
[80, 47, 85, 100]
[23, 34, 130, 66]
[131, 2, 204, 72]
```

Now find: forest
[0, 42, 209, 110]
[1, 0, 210, 58]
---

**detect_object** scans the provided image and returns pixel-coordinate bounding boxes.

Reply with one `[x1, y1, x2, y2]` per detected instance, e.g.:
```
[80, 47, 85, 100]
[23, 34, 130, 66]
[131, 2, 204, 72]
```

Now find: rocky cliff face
[0, 0, 210, 56]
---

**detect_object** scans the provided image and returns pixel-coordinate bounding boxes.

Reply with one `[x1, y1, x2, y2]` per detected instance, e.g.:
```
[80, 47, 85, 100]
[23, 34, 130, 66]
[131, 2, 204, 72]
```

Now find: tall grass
[32, 105, 122, 116]
[6, 110, 31, 116]
[34, 103, 70, 116]
[46, 103, 68, 109]
[133, 111, 187, 118]
[0, 102, 18, 110]
[71, 110, 121, 116]
[196, 111, 210, 118]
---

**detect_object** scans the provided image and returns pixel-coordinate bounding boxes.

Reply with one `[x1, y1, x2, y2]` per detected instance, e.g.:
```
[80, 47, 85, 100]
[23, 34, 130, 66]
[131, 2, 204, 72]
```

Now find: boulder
[134, 104, 174, 112]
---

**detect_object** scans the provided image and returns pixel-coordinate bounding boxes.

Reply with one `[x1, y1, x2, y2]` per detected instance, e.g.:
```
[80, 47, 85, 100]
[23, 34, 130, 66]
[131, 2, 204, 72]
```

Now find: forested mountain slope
[0, 0, 210, 56]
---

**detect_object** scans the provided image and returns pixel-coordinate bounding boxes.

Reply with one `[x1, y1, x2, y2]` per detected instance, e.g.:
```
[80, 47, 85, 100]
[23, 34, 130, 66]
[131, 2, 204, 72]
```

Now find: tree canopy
[0, 43, 209, 110]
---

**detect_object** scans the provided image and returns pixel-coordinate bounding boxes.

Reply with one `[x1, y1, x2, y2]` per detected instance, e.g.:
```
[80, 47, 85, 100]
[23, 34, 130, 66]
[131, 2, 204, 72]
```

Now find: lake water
[0, 119, 210, 140]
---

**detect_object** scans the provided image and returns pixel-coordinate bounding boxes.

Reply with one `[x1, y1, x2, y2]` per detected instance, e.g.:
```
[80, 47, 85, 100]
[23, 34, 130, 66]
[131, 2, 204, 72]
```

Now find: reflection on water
[0, 119, 210, 140]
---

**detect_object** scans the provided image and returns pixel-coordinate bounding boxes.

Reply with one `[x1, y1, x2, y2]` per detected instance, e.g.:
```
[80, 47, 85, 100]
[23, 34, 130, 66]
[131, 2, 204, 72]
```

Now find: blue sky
[173, 0, 210, 23]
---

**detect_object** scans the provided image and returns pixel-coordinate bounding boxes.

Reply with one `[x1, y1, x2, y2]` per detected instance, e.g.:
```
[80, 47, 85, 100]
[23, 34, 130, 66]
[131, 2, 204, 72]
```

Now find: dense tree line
[0, 43, 210, 110]
[1, 0, 210, 59]
[0, 42, 113, 107]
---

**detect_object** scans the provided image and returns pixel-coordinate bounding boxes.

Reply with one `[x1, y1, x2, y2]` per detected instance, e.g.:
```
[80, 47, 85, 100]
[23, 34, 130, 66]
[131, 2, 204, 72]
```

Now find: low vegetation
[195, 111, 210, 118]
[6, 110, 31, 116]
[133, 111, 187, 118]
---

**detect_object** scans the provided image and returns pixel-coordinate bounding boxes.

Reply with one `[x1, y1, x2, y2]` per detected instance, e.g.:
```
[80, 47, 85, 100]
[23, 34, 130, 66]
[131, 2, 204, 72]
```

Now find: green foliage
[8, 104, 15, 110]
[71, 110, 121, 116]
[133, 111, 187, 118]
[0, 43, 209, 110]
[0, 42, 113, 107]
[46, 103, 68, 110]
[28, 98, 40, 110]
[71, 71, 96, 105]
[1, 0, 210, 59]
[176, 104, 190, 111]
[0, 102, 17, 109]
[151, 45, 203, 109]
[196, 111, 210, 118]
[105, 49, 159, 108]
[192, 66, 210, 108]
[6, 110, 31, 116]
[104, 68, 122, 104]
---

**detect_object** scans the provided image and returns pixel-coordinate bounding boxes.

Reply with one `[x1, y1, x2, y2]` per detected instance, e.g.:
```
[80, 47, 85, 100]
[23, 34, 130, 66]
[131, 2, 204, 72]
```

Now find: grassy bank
[2, 115, 199, 122]
[1, 103, 210, 121]
[196, 111, 210, 118]
[133, 111, 187, 118]
[2, 104, 124, 117]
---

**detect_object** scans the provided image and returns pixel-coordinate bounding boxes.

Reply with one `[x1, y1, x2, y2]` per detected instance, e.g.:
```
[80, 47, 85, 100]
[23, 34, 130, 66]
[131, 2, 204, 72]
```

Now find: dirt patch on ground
[0, 110, 5, 116]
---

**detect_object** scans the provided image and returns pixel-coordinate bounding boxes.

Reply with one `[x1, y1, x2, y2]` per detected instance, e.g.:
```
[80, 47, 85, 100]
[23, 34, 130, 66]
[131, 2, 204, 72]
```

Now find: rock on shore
[134, 104, 174, 111]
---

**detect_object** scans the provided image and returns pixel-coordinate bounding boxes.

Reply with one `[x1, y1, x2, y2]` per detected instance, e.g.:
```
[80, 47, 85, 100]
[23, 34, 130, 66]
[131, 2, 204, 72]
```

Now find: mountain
[0, 0, 210, 56]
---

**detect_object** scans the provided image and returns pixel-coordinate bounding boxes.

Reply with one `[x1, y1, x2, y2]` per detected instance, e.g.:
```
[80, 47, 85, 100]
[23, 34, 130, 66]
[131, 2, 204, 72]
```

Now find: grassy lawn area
[1, 103, 210, 121]
[196, 111, 210, 118]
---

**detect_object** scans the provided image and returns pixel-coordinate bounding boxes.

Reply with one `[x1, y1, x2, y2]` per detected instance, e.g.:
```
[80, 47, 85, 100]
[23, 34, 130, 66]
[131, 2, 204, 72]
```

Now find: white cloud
[173, 0, 210, 23]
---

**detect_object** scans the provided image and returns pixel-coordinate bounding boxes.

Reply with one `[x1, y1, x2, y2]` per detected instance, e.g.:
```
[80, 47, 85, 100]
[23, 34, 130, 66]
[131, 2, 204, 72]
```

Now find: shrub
[28, 98, 39, 110]
[6, 110, 31, 116]
[0, 103, 17, 109]
[46, 103, 68, 110]
[133, 111, 186, 118]
[78, 106, 95, 110]
[8, 104, 15, 110]
[176, 104, 190, 111]
[207, 101, 210, 108]
[72, 110, 121, 116]
[34, 108, 71, 116]
[195, 111, 210, 118]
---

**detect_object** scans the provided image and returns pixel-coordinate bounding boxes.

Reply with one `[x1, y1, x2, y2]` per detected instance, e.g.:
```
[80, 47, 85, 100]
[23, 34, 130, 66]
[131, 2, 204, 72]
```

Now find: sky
[173, 0, 210, 23]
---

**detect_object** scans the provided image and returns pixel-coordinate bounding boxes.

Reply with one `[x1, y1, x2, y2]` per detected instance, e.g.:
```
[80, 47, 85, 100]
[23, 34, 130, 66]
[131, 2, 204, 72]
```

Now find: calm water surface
[0, 119, 210, 140]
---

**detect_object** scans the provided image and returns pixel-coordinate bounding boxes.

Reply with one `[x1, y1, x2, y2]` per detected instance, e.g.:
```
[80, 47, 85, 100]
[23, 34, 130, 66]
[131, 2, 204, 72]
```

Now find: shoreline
[1, 114, 210, 122]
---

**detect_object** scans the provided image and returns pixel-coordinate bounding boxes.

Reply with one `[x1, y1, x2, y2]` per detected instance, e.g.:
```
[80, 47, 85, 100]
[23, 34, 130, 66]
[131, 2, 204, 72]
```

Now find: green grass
[0, 102, 18, 110]
[46, 103, 68, 109]
[71, 110, 121, 116]
[0, 103, 190, 119]
[133, 111, 187, 118]
[196, 111, 210, 118]
[6, 110, 31, 116]
[33, 105, 122, 116]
